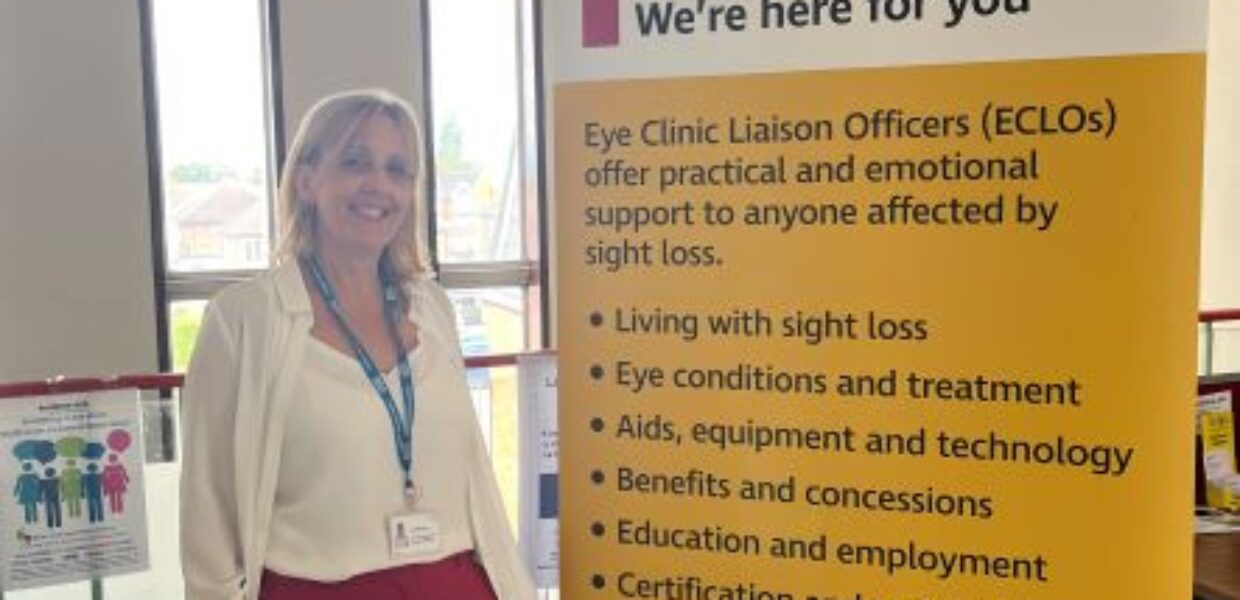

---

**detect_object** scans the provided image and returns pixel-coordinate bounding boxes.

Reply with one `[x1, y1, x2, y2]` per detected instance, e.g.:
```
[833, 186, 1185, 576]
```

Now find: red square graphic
[583, 0, 619, 47]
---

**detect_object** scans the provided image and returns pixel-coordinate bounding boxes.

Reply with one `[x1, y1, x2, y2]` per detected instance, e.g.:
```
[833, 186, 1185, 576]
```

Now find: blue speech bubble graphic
[12, 440, 58, 464]
[12, 440, 39, 461]
[82, 442, 107, 460]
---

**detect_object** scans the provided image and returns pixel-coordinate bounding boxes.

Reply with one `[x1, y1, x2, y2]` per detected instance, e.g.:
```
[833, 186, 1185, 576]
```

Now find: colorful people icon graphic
[82, 462, 104, 523]
[102, 453, 129, 514]
[40, 467, 63, 528]
[14, 462, 41, 524]
[60, 458, 84, 519]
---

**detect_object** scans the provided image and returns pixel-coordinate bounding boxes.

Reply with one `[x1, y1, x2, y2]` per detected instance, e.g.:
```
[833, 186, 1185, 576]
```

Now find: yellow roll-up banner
[550, 1, 1206, 598]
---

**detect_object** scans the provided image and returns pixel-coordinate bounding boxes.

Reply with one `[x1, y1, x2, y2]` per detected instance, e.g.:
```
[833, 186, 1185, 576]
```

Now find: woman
[180, 89, 536, 600]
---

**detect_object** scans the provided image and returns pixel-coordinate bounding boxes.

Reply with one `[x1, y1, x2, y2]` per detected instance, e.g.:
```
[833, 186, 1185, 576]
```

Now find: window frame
[148, 0, 548, 371]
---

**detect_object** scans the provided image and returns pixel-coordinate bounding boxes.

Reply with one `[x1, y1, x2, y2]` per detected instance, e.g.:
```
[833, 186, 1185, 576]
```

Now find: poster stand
[0, 374, 182, 600]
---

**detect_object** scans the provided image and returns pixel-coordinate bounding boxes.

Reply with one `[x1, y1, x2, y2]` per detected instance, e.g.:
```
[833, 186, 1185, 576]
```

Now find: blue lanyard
[304, 255, 417, 501]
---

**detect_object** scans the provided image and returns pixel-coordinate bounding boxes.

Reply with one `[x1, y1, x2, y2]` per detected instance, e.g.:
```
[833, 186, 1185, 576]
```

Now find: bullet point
[590, 365, 604, 380]
[591, 522, 605, 537]
[591, 469, 605, 485]
[590, 417, 605, 432]
[590, 311, 603, 327]
[592, 574, 606, 589]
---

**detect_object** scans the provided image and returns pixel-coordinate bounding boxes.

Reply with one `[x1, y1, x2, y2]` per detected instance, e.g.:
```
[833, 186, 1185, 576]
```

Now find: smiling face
[296, 113, 417, 261]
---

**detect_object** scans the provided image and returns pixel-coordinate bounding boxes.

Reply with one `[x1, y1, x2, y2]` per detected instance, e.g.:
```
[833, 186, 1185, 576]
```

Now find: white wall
[0, 1, 158, 382]
[1203, 0, 1240, 308]
[1202, 0, 1240, 372]
[277, 0, 425, 143]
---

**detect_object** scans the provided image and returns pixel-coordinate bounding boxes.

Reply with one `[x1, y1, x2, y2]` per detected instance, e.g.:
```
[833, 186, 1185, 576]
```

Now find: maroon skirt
[259, 552, 497, 600]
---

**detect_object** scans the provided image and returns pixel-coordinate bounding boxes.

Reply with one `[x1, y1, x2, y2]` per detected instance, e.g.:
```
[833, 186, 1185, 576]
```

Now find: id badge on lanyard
[389, 512, 442, 558]
[305, 256, 434, 558]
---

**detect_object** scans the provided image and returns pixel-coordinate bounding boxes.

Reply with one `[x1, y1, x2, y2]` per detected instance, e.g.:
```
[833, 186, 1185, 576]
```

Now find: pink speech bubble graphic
[106, 429, 131, 453]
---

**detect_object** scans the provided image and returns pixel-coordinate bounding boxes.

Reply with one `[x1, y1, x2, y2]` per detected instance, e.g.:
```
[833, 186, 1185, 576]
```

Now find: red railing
[1199, 309, 1240, 324]
[0, 374, 184, 399]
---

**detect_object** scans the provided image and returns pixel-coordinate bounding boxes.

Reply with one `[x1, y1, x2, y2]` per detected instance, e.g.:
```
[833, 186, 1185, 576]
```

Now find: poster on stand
[519, 354, 560, 589]
[0, 389, 149, 591]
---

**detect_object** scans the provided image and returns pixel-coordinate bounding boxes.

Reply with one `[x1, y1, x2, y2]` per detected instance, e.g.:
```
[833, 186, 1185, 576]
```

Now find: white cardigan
[179, 260, 536, 600]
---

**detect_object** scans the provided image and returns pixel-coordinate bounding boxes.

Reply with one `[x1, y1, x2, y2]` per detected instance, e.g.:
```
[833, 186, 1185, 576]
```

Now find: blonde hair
[275, 88, 434, 291]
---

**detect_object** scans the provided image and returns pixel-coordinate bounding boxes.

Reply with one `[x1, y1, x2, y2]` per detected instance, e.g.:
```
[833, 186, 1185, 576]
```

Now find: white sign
[0, 389, 149, 591]
[518, 355, 558, 589]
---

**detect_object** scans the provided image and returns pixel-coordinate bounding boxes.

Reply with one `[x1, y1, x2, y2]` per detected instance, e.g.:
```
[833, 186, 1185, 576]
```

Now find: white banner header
[549, 0, 1208, 83]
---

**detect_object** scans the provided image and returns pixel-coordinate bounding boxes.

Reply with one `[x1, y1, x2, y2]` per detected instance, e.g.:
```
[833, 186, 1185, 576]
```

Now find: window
[428, 0, 542, 355]
[428, 0, 542, 532]
[428, 0, 525, 264]
[150, 0, 276, 377]
[152, 0, 272, 274]
[169, 301, 207, 372]
[154, 1, 545, 370]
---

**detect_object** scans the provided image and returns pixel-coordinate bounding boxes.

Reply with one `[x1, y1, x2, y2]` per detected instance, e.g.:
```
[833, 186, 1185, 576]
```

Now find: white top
[264, 336, 474, 581]
[179, 261, 537, 600]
